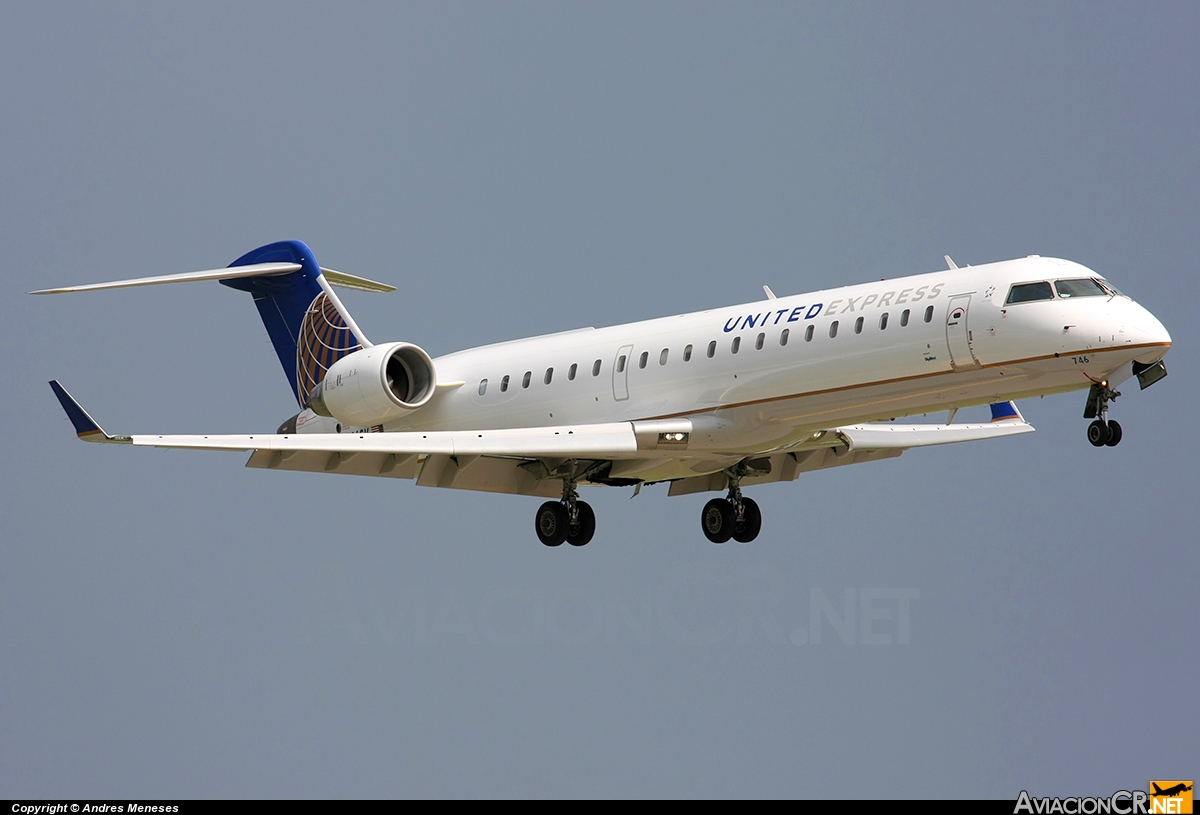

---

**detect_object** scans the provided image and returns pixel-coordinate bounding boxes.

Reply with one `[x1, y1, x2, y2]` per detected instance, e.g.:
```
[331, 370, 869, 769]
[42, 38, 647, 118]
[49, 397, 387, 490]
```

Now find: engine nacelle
[306, 342, 436, 425]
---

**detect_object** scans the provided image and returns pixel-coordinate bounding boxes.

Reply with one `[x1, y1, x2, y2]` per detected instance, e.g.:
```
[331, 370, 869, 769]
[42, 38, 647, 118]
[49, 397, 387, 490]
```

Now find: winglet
[48, 381, 129, 443]
[989, 401, 1024, 423]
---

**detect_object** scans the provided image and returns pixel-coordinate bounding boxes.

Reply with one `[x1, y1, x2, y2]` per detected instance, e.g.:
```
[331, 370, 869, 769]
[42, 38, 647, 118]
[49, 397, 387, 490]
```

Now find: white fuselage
[302, 256, 1171, 463]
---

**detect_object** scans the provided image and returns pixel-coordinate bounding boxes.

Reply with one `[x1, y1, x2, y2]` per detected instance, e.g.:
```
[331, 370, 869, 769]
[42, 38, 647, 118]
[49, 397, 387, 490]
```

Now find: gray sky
[3, 2, 1196, 798]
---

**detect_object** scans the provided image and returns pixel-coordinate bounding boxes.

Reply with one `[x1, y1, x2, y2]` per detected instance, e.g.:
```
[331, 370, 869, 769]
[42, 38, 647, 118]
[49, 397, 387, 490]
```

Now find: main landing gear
[701, 468, 762, 544]
[1084, 380, 1123, 448]
[535, 478, 595, 547]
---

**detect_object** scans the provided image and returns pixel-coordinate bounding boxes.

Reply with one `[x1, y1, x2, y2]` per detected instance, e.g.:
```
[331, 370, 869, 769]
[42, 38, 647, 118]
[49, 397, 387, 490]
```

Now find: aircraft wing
[665, 416, 1034, 495]
[834, 420, 1035, 449]
[50, 380, 1033, 498]
[50, 381, 639, 454]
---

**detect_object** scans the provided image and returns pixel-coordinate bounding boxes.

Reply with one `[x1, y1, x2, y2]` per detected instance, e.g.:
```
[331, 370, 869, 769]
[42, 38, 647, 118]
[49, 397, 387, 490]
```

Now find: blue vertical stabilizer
[220, 241, 362, 406]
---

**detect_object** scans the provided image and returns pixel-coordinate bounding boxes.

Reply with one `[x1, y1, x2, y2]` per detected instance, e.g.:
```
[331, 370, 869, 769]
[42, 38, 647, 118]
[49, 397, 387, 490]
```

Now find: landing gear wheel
[536, 501, 569, 546]
[1104, 420, 1122, 447]
[732, 497, 762, 543]
[1087, 419, 1110, 447]
[702, 498, 736, 544]
[566, 501, 596, 546]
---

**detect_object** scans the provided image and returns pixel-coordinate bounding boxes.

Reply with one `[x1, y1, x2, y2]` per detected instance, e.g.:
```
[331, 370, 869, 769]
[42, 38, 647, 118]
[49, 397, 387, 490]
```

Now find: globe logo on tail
[296, 292, 361, 403]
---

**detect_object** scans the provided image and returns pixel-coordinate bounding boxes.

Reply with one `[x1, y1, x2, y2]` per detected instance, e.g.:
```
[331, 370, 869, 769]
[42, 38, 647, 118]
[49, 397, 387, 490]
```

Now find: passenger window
[829, 321, 839, 338]
[500, 375, 510, 393]
[805, 325, 814, 342]
[924, 305, 934, 323]
[900, 309, 910, 327]
[478, 379, 487, 396]
[879, 313, 888, 330]
[593, 359, 602, 376]
[617, 355, 626, 373]
[659, 348, 668, 365]
[753, 333, 763, 350]
[544, 368, 553, 385]
[1055, 278, 1108, 298]
[568, 363, 577, 381]
[780, 329, 789, 346]
[854, 317, 864, 334]
[707, 340, 716, 358]
[639, 351, 648, 369]
[684, 344, 693, 361]
[522, 371, 531, 388]
[731, 337, 741, 354]
[1005, 281, 1054, 304]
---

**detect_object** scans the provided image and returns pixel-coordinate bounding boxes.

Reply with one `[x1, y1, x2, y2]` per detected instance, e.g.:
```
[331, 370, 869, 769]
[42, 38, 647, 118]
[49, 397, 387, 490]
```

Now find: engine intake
[306, 342, 436, 425]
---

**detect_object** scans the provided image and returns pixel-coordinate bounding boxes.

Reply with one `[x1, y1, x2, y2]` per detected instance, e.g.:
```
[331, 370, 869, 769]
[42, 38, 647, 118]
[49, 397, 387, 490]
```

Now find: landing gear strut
[535, 477, 595, 547]
[700, 466, 762, 544]
[1084, 380, 1123, 448]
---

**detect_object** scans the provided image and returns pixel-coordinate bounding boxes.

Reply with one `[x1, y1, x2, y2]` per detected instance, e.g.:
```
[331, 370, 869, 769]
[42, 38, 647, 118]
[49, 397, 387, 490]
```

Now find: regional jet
[35, 241, 1171, 546]
[1152, 783, 1192, 798]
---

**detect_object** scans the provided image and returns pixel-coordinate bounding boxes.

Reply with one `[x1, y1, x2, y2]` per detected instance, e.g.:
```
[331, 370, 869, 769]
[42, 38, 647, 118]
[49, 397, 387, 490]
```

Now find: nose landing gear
[700, 467, 763, 544]
[1084, 380, 1123, 448]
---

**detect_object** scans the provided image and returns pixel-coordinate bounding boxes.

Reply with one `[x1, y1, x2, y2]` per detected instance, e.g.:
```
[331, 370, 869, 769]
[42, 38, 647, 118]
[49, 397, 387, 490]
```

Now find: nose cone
[1128, 301, 1172, 363]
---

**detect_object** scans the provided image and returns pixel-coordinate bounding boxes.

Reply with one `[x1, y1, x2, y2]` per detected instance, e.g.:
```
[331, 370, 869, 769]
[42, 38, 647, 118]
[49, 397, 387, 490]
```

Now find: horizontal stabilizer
[31, 263, 395, 295]
[29, 262, 301, 295]
[320, 268, 396, 293]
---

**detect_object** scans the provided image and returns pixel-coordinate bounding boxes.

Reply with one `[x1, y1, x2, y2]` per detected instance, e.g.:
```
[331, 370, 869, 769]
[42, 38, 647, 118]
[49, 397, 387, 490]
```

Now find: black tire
[1087, 419, 1110, 447]
[702, 498, 735, 544]
[732, 497, 762, 543]
[567, 501, 596, 546]
[536, 501, 568, 546]
[1105, 419, 1122, 447]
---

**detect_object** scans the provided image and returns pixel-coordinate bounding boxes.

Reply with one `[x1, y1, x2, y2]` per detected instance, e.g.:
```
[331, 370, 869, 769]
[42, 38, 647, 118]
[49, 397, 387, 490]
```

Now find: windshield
[1055, 278, 1108, 298]
[1005, 281, 1054, 304]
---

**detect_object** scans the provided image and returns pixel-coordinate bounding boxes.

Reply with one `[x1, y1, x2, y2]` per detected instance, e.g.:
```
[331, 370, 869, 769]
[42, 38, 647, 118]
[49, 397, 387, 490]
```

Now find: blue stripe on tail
[220, 241, 362, 406]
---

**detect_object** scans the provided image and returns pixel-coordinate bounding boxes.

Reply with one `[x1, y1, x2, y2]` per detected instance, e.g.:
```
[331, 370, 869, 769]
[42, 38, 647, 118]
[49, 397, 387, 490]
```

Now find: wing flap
[245, 449, 424, 479]
[667, 447, 904, 496]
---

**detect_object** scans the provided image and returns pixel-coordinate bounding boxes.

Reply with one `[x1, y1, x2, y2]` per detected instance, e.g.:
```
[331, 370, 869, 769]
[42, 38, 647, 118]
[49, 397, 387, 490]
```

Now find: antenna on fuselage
[944, 255, 959, 270]
[762, 285, 777, 300]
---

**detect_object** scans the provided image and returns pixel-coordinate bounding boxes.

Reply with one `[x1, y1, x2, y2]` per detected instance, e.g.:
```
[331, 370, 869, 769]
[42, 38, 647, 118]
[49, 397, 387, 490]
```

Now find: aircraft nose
[1130, 303, 1171, 362]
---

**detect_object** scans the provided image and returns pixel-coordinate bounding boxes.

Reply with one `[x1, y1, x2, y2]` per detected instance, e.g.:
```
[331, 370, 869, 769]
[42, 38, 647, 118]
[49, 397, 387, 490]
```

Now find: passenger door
[945, 295, 981, 370]
[612, 344, 633, 401]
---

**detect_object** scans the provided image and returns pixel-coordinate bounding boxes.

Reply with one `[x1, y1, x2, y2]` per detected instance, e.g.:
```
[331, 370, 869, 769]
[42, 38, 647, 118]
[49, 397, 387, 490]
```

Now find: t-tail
[30, 240, 394, 406]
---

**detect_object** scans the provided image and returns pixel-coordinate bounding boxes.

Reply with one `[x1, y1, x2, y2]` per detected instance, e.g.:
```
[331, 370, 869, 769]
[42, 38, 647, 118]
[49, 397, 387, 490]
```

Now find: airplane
[35, 240, 1172, 546]
[1152, 783, 1193, 798]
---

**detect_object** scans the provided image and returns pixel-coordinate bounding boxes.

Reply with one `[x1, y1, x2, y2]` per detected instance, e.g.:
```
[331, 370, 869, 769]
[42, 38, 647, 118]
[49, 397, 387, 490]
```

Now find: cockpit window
[1055, 278, 1108, 299]
[1097, 278, 1126, 297]
[1005, 281, 1054, 304]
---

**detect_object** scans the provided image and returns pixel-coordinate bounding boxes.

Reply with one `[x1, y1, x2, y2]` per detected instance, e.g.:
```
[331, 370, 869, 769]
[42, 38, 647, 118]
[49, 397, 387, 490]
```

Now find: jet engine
[306, 342, 436, 426]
